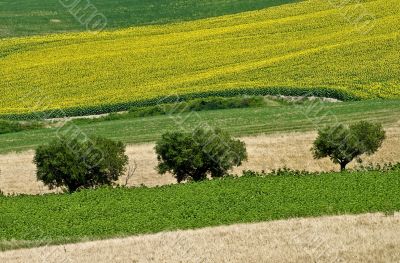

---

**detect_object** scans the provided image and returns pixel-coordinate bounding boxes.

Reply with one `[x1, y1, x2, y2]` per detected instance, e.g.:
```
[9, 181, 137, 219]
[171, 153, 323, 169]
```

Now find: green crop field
[1, 170, 400, 251]
[0, 0, 399, 117]
[0, 0, 297, 38]
[0, 100, 399, 154]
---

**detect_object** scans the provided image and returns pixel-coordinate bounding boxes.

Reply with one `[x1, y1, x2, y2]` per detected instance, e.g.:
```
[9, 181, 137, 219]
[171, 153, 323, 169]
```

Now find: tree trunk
[340, 162, 347, 172]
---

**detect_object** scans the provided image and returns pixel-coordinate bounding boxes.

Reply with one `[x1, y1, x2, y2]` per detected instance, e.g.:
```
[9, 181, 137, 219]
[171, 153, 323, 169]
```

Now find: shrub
[355, 162, 400, 172]
[129, 96, 265, 118]
[34, 136, 128, 193]
[312, 121, 386, 171]
[70, 96, 266, 125]
[155, 127, 247, 182]
[241, 168, 320, 177]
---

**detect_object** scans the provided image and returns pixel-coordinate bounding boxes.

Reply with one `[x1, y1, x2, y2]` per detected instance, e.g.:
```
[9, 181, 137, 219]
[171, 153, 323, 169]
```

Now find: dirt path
[1, 127, 399, 195]
[1, 212, 399, 263]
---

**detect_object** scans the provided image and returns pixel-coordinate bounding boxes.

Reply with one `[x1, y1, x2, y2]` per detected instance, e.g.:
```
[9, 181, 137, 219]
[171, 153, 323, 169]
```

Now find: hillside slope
[0, 0, 399, 115]
[0, 0, 297, 38]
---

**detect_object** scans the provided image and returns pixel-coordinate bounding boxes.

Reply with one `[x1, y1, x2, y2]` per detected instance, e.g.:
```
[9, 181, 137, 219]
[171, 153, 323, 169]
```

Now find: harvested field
[1, 212, 399, 262]
[1, 126, 399, 195]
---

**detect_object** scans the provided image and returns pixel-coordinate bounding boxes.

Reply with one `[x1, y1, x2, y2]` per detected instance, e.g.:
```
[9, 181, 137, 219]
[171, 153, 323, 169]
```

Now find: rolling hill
[0, 0, 399, 116]
[0, 0, 298, 38]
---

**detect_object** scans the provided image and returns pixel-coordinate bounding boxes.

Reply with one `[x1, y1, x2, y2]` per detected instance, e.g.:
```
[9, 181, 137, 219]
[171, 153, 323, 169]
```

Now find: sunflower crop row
[0, 0, 399, 117]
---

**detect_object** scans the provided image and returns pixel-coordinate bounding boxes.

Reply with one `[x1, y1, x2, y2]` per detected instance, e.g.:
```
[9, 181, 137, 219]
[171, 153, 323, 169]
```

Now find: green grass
[0, 0, 297, 38]
[0, 100, 399, 154]
[0, 119, 43, 135]
[73, 95, 276, 124]
[1, 170, 400, 251]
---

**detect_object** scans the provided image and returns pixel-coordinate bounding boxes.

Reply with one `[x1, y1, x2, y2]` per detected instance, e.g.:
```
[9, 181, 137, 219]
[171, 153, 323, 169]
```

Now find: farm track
[1, 212, 399, 262]
[1, 127, 399, 195]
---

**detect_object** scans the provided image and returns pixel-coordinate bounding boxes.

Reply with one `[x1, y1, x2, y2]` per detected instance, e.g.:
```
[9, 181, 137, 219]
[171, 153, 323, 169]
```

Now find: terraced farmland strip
[1, 170, 400, 251]
[0, 100, 399, 153]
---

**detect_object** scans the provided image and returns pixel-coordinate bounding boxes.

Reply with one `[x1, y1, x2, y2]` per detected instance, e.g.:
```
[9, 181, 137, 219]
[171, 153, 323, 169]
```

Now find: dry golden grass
[235, 126, 400, 174]
[0, 150, 52, 195]
[1, 212, 399, 262]
[1, 126, 399, 195]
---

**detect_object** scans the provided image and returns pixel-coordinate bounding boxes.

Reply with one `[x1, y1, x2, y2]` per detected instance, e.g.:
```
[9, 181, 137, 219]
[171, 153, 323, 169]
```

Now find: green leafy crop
[1, 170, 400, 251]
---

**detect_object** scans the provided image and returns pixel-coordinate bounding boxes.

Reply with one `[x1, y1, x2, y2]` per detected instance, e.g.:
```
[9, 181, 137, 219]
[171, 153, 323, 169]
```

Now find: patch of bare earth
[1, 213, 399, 262]
[0, 127, 399, 195]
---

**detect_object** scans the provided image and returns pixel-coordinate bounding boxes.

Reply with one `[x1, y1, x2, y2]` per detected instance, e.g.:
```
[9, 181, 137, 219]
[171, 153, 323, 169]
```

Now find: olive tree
[34, 136, 128, 193]
[312, 121, 385, 171]
[155, 127, 247, 182]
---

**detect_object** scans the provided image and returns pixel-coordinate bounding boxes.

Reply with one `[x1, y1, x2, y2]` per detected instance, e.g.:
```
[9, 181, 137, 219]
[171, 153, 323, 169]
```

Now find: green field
[0, 100, 399, 153]
[1, 0, 399, 116]
[0, 0, 297, 38]
[1, 170, 399, 251]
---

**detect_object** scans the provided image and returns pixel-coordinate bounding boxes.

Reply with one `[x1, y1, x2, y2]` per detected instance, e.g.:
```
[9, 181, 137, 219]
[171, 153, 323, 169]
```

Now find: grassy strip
[0, 100, 399, 154]
[73, 96, 276, 125]
[0, 120, 43, 135]
[1, 170, 400, 251]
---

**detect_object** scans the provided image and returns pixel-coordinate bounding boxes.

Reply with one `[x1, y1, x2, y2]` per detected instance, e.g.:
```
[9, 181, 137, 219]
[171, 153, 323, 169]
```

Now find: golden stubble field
[1, 126, 399, 195]
[1, 212, 399, 263]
